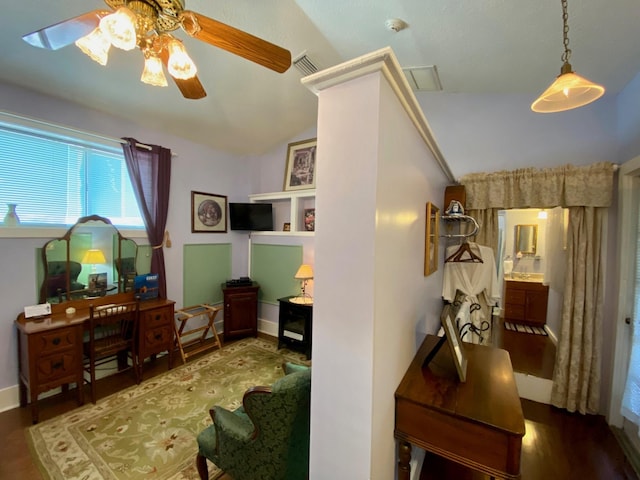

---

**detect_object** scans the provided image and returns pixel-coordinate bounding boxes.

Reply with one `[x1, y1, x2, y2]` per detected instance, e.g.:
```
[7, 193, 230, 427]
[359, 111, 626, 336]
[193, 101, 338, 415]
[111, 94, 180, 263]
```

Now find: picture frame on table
[283, 138, 317, 191]
[442, 312, 468, 382]
[424, 202, 439, 276]
[283, 222, 291, 231]
[191, 191, 227, 233]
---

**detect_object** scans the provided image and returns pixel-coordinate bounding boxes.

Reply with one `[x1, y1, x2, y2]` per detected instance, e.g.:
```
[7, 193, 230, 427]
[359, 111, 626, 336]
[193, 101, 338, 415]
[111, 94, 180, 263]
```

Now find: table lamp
[291, 264, 313, 304]
[82, 248, 107, 273]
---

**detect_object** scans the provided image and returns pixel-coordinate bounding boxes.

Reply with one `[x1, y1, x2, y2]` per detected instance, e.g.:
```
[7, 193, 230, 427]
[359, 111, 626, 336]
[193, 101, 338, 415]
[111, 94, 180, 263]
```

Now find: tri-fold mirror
[39, 215, 139, 304]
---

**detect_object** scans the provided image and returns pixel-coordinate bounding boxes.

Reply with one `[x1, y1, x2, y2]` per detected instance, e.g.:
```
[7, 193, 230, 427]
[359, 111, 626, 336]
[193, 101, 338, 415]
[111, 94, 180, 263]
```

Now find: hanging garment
[442, 243, 500, 345]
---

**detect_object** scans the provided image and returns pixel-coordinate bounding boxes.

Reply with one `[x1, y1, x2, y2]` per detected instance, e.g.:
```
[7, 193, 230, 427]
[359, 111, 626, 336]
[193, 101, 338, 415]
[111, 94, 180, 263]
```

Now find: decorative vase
[4, 203, 20, 226]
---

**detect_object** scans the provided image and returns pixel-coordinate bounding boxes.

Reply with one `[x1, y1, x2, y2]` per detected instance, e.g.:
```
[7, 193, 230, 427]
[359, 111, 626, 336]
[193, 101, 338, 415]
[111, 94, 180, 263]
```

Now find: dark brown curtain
[122, 138, 171, 299]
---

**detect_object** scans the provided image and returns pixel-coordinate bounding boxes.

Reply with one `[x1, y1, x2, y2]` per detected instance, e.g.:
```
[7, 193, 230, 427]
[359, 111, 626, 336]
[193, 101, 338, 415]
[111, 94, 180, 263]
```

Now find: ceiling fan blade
[181, 11, 291, 74]
[159, 48, 207, 99]
[22, 10, 110, 50]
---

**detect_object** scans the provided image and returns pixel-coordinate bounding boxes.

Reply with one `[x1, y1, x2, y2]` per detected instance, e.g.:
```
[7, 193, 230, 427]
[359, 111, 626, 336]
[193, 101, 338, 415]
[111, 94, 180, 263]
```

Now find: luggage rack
[174, 304, 222, 364]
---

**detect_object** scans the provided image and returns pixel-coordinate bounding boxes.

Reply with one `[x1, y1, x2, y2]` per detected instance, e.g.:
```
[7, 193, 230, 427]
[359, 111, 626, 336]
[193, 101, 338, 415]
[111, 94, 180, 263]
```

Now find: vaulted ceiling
[1, 0, 638, 156]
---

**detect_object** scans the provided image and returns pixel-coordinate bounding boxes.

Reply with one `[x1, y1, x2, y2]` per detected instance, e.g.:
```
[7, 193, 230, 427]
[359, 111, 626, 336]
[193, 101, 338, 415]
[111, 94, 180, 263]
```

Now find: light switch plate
[24, 303, 51, 318]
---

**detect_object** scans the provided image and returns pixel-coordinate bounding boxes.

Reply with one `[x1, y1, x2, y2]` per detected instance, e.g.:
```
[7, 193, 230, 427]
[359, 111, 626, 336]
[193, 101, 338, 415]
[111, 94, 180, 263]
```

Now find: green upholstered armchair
[196, 363, 311, 480]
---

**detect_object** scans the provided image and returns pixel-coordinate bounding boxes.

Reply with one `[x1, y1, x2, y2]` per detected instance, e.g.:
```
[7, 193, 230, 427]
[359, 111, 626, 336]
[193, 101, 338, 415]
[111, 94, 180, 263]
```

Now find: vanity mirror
[39, 215, 138, 303]
[515, 224, 538, 256]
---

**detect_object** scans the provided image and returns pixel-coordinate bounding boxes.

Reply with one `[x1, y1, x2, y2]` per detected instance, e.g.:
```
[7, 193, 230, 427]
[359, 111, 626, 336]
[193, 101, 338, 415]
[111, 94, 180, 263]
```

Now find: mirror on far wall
[39, 215, 139, 304]
[515, 224, 537, 256]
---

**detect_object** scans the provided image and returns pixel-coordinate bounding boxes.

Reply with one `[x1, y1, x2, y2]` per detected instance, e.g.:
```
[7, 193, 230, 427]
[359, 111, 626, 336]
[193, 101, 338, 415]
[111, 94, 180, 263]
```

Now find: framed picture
[304, 208, 315, 231]
[191, 191, 227, 233]
[283, 222, 291, 231]
[443, 312, 468, 382]
[424, 202, 439, 276]
[284, 138, 317, 191]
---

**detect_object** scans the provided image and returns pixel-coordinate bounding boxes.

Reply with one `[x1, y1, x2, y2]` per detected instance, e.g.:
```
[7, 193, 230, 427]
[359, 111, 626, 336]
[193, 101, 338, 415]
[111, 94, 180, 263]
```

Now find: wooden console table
[16, 293, 175, 423]
[395, 335, 525, 479]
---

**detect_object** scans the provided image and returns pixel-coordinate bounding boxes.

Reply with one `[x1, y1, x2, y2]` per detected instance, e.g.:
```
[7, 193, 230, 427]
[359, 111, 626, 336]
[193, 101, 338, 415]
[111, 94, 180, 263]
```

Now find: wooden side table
[277, 296, 313, 359]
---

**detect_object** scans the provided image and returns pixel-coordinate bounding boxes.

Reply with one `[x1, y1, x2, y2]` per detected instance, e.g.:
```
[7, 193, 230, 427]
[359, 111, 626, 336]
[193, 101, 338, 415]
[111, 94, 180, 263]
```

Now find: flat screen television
[229, 203, 273, 231]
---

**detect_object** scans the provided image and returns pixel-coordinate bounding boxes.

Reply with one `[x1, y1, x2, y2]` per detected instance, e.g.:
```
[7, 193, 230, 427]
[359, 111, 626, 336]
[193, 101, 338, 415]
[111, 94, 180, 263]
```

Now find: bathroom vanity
[503, 278, 549, 327]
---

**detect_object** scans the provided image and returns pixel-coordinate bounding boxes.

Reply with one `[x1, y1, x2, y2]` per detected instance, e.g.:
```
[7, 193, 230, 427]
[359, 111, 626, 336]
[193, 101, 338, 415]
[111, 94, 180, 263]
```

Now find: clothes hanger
[445, 241, 484, 263]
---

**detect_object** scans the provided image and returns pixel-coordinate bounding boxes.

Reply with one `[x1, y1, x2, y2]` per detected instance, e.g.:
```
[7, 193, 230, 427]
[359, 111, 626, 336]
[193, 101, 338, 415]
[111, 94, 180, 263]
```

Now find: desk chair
[84, 301, 140, 403]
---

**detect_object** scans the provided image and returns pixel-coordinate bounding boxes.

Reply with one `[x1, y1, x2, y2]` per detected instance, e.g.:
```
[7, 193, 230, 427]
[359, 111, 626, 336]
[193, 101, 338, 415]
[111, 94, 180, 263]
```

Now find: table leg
[398, 441, 412, 480]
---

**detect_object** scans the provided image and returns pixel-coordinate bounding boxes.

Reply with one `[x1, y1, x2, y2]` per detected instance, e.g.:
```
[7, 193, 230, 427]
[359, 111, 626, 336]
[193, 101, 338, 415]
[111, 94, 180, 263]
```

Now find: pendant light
[531, 0, 604, 113]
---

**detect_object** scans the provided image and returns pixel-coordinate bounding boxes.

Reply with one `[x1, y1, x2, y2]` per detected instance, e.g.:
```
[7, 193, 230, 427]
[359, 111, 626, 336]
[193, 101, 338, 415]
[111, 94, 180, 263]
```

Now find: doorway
[609, 156, 640, 460]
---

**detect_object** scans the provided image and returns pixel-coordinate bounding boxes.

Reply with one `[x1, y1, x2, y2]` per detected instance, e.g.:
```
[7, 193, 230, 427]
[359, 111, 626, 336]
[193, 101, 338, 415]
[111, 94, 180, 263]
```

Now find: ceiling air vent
[293, 52, 319, 76]
[403, 65, 443, 92]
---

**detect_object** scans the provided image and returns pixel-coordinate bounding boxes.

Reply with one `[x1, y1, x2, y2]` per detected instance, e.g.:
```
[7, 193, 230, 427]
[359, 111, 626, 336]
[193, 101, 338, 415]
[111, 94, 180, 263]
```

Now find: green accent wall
[183, 243, 231, 307]
[251, 244, 302, 305]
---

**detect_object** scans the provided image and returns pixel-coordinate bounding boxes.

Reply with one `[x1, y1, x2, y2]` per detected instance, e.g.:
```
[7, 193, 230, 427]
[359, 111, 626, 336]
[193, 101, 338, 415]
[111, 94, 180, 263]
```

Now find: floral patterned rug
[27, 338, 308, 480]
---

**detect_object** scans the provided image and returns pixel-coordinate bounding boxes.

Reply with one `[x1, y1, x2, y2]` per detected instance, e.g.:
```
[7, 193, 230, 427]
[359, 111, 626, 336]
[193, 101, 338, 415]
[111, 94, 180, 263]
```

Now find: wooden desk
[15, 293, 175, 423]
[395, 335, 525, 479]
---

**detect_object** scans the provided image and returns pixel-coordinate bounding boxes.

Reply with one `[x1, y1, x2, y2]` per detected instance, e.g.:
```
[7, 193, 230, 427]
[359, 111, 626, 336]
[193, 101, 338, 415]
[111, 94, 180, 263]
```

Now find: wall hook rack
[441, 214, 479, 238]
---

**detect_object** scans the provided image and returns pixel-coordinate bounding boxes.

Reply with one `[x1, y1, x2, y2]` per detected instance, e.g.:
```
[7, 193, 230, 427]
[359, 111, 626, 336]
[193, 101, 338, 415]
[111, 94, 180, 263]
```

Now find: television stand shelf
[174, 304, 222, 364]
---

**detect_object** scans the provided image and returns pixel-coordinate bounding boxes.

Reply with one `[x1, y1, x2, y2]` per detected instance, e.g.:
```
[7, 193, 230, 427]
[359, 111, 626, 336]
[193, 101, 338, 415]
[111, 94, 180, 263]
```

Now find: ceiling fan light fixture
[75, 27, 111, 66]
[141, 55, 168, 87]
[531, 0, 604, 113]
[99, 6, 137, 51]
[167, 38, 197, 80]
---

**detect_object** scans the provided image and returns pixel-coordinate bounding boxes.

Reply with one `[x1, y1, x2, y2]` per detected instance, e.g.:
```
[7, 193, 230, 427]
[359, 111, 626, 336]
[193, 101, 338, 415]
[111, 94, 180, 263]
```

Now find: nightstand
[277, 296, 313, 359]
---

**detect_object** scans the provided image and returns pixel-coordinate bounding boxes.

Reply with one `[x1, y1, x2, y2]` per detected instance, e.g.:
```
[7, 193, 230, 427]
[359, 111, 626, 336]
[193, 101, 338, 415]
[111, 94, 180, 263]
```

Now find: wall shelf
[249, 190, 316, 236]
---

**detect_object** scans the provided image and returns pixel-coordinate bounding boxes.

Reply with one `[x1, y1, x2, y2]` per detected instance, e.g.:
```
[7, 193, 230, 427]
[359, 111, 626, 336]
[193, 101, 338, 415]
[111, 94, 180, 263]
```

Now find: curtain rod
[0, 110, 178, 157]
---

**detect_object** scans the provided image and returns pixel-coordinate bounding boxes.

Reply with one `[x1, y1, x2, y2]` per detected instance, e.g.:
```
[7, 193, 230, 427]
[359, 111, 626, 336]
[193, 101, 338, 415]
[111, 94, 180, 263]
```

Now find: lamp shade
[141, 55, 168, 87]
[531, 63, 605, 113]
[99, 6, 137, 51]
[294, 264, 314, 280]
[82, 249, 107, 264]
[167, 38, 197, 79]
[75, 27, 110, 66]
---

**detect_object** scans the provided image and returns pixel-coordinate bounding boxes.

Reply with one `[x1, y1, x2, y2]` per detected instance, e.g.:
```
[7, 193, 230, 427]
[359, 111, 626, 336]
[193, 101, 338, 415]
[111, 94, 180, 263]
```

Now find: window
[0, 115, 143, 228]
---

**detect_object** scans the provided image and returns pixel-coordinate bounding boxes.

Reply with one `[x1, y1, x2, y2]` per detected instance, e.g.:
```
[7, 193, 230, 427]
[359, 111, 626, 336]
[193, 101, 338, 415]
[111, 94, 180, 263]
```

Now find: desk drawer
[36, 351, 79, 385]
[141, 326, 172, 352]
[141, 306, 173, 328]
[33, 327, 77, 356]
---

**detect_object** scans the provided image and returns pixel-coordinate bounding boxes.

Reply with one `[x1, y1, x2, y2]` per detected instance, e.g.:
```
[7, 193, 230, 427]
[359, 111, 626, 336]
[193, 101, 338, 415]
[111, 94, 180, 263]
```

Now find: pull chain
[561, 0, 572, 64]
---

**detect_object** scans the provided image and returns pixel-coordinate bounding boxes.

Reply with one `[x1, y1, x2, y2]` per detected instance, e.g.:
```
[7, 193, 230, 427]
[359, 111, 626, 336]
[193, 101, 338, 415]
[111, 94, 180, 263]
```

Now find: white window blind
[0, 118, 143, 227]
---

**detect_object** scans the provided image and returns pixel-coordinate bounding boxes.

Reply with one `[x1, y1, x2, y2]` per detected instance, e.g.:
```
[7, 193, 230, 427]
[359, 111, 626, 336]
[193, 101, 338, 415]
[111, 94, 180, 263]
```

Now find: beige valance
[460, 162, 616, 210]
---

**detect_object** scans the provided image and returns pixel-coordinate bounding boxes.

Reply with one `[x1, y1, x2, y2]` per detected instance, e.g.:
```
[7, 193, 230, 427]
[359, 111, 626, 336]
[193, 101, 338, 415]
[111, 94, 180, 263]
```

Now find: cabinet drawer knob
[52, 361, 63, 370]
[155, 314, 161, 320]
[52, 337, 61, 346]
[155, 333, 162, 340]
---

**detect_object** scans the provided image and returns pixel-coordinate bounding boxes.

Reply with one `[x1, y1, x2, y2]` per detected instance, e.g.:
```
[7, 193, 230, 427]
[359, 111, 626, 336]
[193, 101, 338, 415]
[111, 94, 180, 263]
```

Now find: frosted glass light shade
[100, 6, 137, 51]
[75, 27, 110, 66]
[167, 38, 197, 79]
[531, 63, 605, 113]
[141, 56, 168, 87]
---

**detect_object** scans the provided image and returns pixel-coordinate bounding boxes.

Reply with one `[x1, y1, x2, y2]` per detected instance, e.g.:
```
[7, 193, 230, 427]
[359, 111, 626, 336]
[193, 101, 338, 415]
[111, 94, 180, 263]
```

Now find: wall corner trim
[301, 46, 455, 183]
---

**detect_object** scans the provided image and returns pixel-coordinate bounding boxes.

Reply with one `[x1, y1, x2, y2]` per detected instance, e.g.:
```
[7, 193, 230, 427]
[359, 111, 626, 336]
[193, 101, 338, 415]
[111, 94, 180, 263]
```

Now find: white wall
[0, 81, 251, 398]
[305, 50, 449, 479]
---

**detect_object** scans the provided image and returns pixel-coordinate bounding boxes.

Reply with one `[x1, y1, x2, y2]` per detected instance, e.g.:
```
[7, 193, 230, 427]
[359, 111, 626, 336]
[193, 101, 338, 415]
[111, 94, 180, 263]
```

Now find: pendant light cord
[561, 0, 572, 64]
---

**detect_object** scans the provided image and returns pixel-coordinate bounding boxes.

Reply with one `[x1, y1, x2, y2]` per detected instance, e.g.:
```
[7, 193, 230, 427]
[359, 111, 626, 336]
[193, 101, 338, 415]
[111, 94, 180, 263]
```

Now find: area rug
[27, 338, 309, 480]
[505, 321, 548, 336]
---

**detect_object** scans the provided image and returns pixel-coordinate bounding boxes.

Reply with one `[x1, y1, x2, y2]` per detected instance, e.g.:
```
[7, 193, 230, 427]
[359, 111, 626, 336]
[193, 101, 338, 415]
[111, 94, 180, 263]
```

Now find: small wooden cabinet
[504, 280, 549, 327]
[278, 296, 313, 359]
[222, 283, 259, 340]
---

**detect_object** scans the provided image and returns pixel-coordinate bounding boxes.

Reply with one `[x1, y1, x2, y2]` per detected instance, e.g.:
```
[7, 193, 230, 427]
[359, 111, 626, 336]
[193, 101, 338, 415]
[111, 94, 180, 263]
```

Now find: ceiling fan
[22, 0, 292, 100]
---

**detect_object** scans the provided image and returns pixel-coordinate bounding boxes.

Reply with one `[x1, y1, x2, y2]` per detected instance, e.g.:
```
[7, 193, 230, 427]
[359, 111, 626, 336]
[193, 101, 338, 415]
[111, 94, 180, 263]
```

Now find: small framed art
[443, 312, 467, 382]
[284, 138, 317, 191]
[191, 191, 227, 233]
[424, 202, 439, 276]
[304, 208, 315, 231]
[283, 222, 291, 231]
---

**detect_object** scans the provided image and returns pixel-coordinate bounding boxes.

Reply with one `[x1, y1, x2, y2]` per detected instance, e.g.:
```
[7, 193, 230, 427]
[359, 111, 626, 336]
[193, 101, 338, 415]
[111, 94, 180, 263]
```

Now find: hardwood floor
[1, 335, 637, 480]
